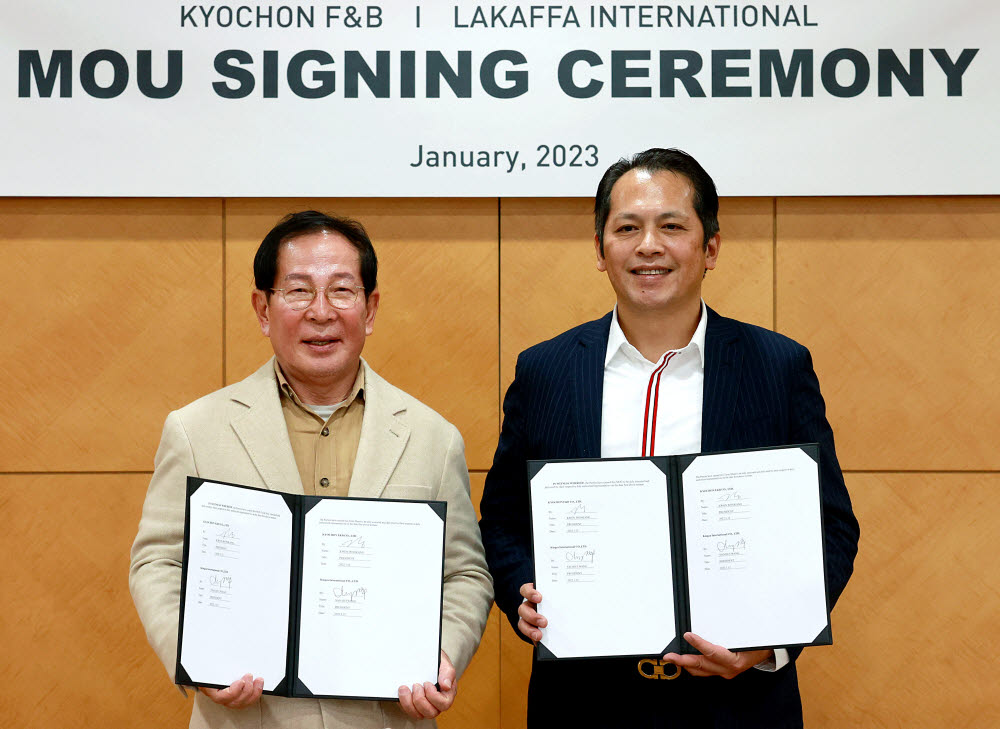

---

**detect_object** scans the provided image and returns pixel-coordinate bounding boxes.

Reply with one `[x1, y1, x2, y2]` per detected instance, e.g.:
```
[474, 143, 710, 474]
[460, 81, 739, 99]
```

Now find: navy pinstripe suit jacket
[480, 308, 859, 729]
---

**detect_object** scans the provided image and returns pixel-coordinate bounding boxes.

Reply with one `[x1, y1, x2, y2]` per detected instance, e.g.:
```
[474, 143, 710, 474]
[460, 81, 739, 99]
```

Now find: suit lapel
[571, 314, 612, 459]
[701, 308, 743, 453]
[348, 360, 410, 499]
[229, 360, 304, 494]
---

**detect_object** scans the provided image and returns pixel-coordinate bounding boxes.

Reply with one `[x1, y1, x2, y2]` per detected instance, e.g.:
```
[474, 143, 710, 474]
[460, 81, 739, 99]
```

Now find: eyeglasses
[271, 284, 365, 311]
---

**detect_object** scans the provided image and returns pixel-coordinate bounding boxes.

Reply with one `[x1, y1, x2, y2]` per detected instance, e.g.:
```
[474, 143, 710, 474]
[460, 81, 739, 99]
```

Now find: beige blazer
[129, 359, 493, 729]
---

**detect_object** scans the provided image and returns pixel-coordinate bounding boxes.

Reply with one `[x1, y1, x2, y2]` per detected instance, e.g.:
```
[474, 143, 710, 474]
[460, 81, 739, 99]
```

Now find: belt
[637, 658, 682, 680]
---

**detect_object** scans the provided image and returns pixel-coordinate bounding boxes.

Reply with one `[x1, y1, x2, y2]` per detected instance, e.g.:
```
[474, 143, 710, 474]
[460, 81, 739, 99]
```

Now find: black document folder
[528, 444, 831, 660]
[176, 477, 446, 700]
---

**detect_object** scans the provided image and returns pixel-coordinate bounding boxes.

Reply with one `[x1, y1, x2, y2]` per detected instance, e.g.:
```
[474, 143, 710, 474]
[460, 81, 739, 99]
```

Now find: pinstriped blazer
[479, 308, 859, 728]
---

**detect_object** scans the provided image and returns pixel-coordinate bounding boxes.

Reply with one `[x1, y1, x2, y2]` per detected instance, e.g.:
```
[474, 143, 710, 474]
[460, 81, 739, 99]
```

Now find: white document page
[180, 482, 292, 690]
[530, 460, 675, 658]
[682, 447, 828, 649]
[297, 499, 444, 699]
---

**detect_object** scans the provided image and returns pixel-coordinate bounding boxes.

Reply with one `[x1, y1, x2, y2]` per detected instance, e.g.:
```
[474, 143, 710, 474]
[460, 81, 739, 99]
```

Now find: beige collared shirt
[274, 361, 365, 497]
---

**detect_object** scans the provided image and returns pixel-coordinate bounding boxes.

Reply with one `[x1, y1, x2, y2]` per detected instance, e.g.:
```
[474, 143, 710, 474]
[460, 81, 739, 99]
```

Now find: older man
[480, 149, 859, 728]
[130, 211, 493, 729]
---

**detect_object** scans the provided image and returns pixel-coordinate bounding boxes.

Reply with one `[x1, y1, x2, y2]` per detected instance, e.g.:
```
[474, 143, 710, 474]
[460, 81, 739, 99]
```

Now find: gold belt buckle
[637, 658, 681, 680]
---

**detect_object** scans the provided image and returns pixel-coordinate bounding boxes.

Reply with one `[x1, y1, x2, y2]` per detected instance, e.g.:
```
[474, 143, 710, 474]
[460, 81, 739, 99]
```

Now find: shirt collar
[605, 299, 708, 368]
[273, 359, 366, 414]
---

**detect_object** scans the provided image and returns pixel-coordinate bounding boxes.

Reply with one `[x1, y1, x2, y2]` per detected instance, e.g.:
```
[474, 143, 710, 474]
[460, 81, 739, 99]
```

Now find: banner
[3, 1, 997, 196]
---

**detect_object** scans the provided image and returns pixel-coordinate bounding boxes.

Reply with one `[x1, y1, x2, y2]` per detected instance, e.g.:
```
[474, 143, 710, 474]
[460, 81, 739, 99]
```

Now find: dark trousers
[526, 655, 804, 729]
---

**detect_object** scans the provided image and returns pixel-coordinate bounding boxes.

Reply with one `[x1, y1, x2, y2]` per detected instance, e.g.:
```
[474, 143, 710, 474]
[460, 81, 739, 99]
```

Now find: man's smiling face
[252, 230, 378, 403]
[596, 167, 719, 319]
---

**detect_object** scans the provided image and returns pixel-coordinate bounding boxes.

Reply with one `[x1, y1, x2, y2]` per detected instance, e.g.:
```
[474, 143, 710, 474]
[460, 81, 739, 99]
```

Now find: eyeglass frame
[270, 283, 367, 311]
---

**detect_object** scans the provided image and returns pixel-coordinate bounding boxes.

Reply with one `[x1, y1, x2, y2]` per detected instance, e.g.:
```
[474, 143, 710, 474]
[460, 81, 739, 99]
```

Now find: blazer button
[321, 427, 330, 436]
[319, 477, 330, 488]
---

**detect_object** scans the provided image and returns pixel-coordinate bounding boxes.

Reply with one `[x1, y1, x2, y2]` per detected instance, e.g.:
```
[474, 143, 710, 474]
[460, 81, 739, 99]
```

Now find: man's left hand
[398, 650, 458, 720]
[662, 632, 773, 679]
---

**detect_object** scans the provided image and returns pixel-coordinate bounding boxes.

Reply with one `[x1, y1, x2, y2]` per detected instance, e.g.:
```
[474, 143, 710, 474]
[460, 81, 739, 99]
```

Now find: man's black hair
[594, 148, 720, 254]
[254, 210, 377, 298]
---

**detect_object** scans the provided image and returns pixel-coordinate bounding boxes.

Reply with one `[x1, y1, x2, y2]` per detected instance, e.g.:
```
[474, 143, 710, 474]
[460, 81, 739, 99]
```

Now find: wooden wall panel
[499, 197, 773, 393]
[0, 199, 223, 471]
[439, 472, 501, 729]
[2, 193, 997, 729]
[441, 609, 501, 729]
[776, 197, 1000, 470]
[224, 199, 498, 470]
[0, 474, 190, 728]
[799, 473, 1000, 727]
[498, 198, 614, 394]
[705, 197, 775, 331]
[499, 624, 532, 729]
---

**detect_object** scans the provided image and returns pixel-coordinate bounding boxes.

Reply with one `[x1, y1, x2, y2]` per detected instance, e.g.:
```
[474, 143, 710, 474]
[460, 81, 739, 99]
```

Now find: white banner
[2, 1, 997, 196]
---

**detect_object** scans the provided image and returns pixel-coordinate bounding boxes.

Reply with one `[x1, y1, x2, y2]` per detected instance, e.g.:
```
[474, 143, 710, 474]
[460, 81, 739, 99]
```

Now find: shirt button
[319, 477, 330, 488]
[321, 427, 330, 437]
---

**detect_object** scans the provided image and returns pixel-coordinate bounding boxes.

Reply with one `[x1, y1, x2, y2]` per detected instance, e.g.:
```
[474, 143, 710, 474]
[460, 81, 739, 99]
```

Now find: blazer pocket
[382, 483, 434, 500]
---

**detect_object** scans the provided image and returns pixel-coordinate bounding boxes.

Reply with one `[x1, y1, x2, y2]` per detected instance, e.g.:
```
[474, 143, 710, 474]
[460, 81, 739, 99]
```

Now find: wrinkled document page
[530, 459, 675, 658]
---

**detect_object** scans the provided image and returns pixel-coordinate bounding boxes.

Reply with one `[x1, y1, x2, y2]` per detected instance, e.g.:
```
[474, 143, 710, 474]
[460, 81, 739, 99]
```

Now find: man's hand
[397, 650, 458, 721]
[517, 582, 546, 644]
[662, 633, 773, 679]
[199, 674, 264, 708]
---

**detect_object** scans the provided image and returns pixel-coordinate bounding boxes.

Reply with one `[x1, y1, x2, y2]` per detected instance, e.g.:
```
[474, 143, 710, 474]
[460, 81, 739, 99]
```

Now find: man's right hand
[517, 582, 547, 643]
[199, 674, 264, 708]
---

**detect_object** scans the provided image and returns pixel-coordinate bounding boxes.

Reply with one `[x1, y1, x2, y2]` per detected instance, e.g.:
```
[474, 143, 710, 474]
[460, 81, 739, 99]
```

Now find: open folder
[528, 444, 831, 660]
[176, 477, 446, 700]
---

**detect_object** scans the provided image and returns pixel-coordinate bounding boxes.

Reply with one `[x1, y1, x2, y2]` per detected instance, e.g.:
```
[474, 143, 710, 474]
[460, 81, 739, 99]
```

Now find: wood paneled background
[1, 196, 997, 727]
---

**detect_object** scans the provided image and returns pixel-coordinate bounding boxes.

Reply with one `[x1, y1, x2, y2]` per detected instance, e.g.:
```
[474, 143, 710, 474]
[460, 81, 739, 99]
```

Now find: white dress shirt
[600, 300, 788, 672]
[601, 301, 707, 459]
